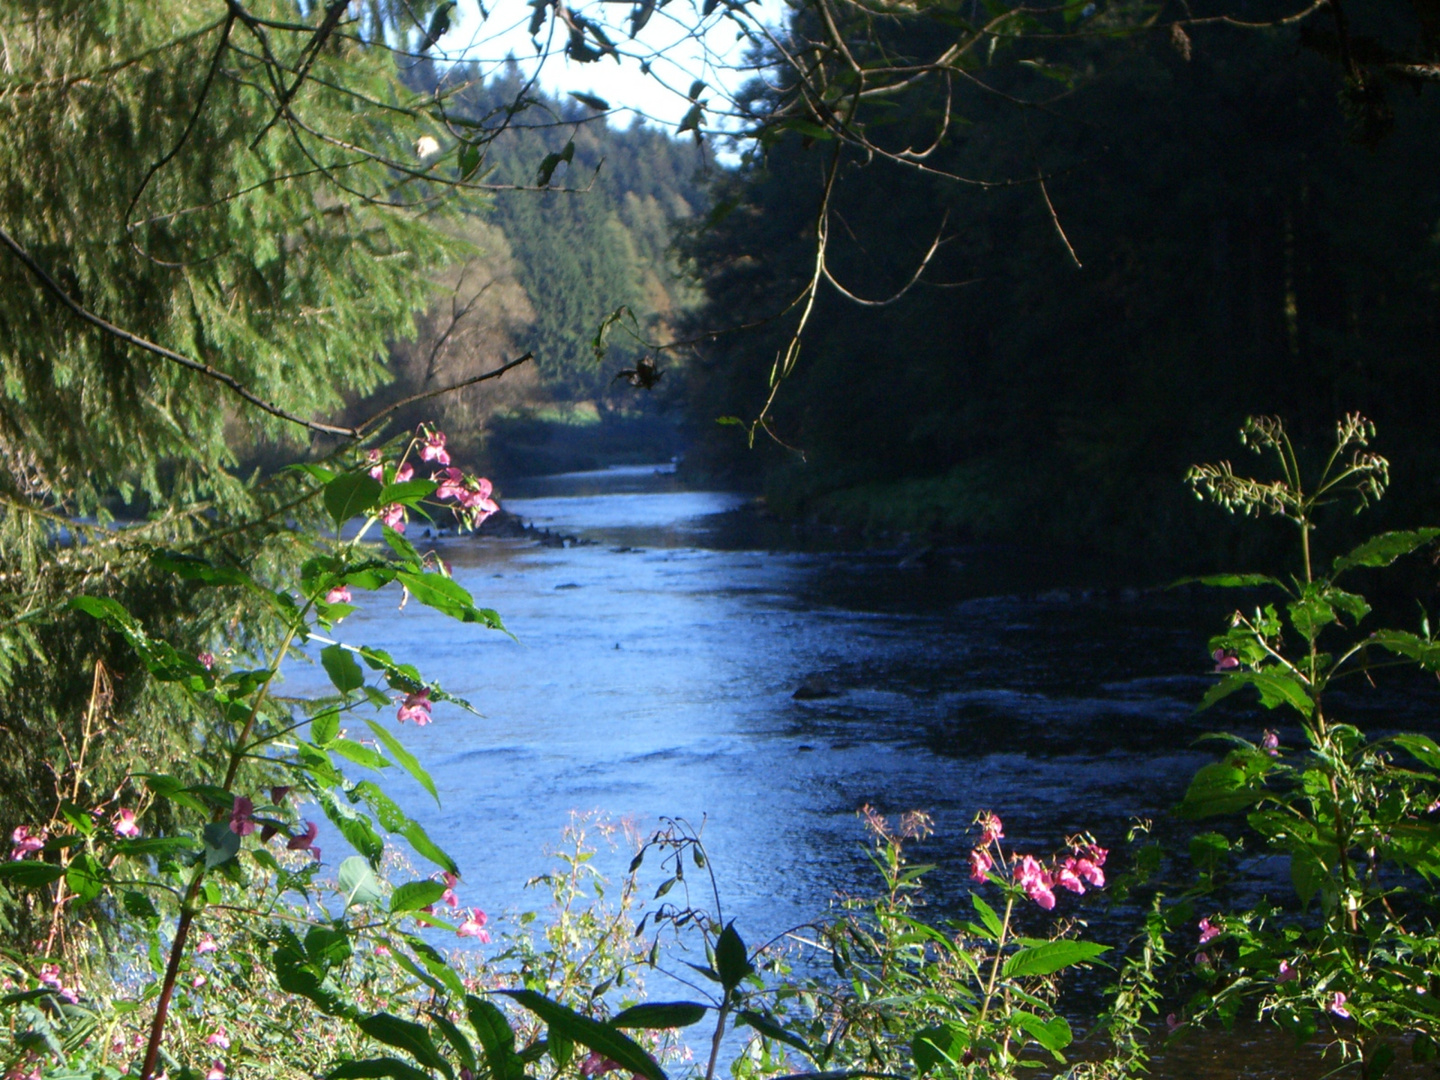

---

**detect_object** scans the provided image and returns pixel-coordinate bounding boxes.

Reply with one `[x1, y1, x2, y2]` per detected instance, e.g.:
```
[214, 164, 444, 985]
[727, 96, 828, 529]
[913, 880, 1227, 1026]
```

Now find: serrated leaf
[312, 707, 341, 746]
[0, 861, 65, 887]
[1002, 941, 1109, 978]
[394, 571, 506, 632]
[971, 893, 1003, 939]
[338, 856, 384, 908]
[365, 720, 439, 805]
[356, 1014, 453, 1080]
[330, 738, 390, 771]
[202, 822, 241, 869]
[391, 881, 447, 914]
[1333, 529, 1440, 574]
[1011, 1011, 1072, 1052]
[913, 1024, 968, 1074]
[715, 922, 753, 993]
[320, 791, 384, 867]
[498, 990, 665, 1080]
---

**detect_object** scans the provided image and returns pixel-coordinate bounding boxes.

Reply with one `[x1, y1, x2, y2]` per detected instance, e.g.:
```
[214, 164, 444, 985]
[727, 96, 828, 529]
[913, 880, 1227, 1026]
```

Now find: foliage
[1170, 415, 1440, 1078]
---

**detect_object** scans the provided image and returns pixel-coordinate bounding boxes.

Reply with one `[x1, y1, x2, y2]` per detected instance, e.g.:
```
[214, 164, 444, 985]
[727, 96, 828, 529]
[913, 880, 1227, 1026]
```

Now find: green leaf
[536, 140, 575, 186]
[391, 881, 447, 914]
[429, 1010, 477, 1074]
[612, 1002, 708, 1029]
[384, 526, 423, 566]
[1184, 573, 1286, 590]
[122, 890, 158, 921]
[338, 856, 384, 908]
[466, 996, 525, 1080]
[1199, 671, 1313, 718]
[1002, 941, 1109, 978]
[379, 479, 439, 506]
[1177, 755, 1275, 818]
[459, 143, 482, 179]
[366, 720, 439, 805]
[321, 645, 366, 696]
[1391, 734, 1440, 772]
[65, 853, 105, 904]
[312, 707, 341, 746]
[395, 571, 506, 632]
[357, 1013, 453, 1079]
[1290, 844, 1329, 908]
[0, 861, 65, 887]
[971, 893, 1003, 939]
[325, 473, 384, 528]
[202, 822, 241, 869]
[913, 1024, 968, 1074]
[715, 921, 753, 993]
[1333, 528, 1440, 574]
[1368, 631, 1440, 670]
[320, 792, 384, 867]
[403, 821, 458, 876]
[498, 990, 666, 1080]
[327, 1059, 431, 1080]
[330, 738, 391, 772]
[1012, 1011, 1072, 1053]
[734, 1010, 811, 1056]
[568, 91, 610, 111]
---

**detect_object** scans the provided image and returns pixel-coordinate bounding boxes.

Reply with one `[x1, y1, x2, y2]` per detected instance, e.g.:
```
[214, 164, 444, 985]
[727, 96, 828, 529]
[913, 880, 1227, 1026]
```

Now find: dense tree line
[680, 7, 1440, 570]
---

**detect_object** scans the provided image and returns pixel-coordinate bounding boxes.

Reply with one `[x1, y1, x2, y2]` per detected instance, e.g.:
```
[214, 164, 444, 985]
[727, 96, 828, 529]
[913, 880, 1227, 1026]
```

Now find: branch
[355, 353, 534, 435]
[0, 223, 355, 438]
[822, 211, 950, 306]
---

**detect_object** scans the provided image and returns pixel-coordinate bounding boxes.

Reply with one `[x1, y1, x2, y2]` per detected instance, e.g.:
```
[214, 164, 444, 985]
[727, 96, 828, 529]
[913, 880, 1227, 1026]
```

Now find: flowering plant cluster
[0, 433, 676, 1080]
[1170, 416, 1440, 1076]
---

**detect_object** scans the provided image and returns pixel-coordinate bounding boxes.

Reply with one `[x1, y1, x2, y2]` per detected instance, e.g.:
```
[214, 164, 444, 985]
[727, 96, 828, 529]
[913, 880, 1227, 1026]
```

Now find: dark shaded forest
[679, 7, 1440, 573]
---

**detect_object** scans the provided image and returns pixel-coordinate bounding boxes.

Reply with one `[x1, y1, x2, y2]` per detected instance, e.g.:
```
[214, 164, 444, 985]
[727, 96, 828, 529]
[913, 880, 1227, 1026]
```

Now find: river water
[292, 465, 1440, 1078]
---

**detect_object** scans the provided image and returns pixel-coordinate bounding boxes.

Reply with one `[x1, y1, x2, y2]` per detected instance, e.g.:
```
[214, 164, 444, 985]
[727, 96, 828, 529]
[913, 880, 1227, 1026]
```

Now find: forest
[2, 1, 1440, 1080]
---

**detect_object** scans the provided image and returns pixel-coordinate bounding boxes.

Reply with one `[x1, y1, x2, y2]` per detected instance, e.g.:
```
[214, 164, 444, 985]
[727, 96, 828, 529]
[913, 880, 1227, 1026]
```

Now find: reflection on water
[288, 465, 1440, 1078]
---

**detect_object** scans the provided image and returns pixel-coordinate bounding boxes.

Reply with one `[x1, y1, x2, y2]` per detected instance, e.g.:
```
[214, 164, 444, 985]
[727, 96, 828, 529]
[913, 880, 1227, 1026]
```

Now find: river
[291, 465, 1440, 1078]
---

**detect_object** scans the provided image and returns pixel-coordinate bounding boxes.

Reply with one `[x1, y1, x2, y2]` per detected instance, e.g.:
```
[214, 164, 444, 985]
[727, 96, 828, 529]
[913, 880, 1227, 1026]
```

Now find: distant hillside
[347, 63, 709, 471]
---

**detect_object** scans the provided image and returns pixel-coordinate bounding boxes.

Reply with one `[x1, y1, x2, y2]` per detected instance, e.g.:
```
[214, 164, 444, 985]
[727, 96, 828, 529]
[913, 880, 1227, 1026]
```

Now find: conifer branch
[0, 223, 357, 438]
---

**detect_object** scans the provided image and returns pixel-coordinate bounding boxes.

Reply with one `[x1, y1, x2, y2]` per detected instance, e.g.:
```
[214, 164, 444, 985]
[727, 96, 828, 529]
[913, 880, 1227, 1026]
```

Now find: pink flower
[397, 689, 432, 725]
[192, 973, 207, 989]
[442, 870, 460, 907]
[1195, 952, 1211, 967]
[1261, 729, 1280, 756]
[420, 430, 450, 465]
[457, 908, 490, 941]
[375, 943, 392, 957]
[380, 503, 406, 533]
[229, 796, 256, 837]
[198, 652, 216, 670]
[1056, 858, 1086, 894]
[1277, 960, 1298, 984]
[112, 808, 141, 839]
[286, 820, 321, 861]
[1013, 855, 1056, 910]
[196, 934, 218, 955]
[458, 479, 499, 526]
[395, 462, 414, 483]
[968, 848, 993, 882]
[206, 1028, 231, 1050]
[38, 964, 77, 1003]
[325, 585, 351, 604]
[579, 1053, 621, 1077]
[1165, 1013, 1180, 1032]
[206, 1062, 226, 1080]
[10, 826, 45, 860]
[1212, 648, 1240, 672]
[433, 467, 466, 501]
[270, 786, 292, 806]
[1329, 992, 1350, 1019]
[1074, 856, 1105, 889]
[1198, 917, 1221, 945]
[977, 812, 1003, 846]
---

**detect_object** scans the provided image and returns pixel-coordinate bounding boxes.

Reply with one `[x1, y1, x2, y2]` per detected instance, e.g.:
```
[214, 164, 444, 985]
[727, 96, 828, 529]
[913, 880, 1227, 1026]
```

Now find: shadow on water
[295, 465, 1440, 1078]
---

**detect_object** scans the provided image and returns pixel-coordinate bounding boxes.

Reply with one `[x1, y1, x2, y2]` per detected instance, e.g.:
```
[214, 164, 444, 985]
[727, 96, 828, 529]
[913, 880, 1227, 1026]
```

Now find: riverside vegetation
[4, 415, 1440, 1080]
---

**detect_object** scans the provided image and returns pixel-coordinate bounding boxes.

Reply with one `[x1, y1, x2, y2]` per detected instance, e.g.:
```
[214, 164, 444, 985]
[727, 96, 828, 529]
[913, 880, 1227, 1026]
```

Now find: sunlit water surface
[285, 465, 1440, 1078]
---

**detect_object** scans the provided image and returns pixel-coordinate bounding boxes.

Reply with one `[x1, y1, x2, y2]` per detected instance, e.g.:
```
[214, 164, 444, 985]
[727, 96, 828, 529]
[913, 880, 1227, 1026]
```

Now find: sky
[439, 0, 788, 133]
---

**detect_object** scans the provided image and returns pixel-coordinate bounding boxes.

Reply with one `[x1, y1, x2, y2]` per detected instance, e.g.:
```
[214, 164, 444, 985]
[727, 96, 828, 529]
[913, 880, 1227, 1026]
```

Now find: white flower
[414, 135, 441, 159]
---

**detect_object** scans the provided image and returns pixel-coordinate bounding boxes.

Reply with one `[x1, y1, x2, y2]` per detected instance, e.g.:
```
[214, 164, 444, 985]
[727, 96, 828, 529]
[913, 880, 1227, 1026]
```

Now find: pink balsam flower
[112, 808, 141, 839]
[287, 820, 321, 861]
[325, 585, 351, 604]
[968, 848, 993, 882]
[206, 1028, 231, 1050]
[229, 796, 256, 837]
[381, 503, 406, 533]
[1197, 917, 1221, 945]
[1277, 960, 1298, 984]
[420, 429, 450, 465]
[397, 689, 433, 725]
[457, 908, 490, 941]
[1329, 992, 1350, 1019]
[10, 826, 45, 860]
[977, 812, 1003, 846]
[196, 934, 218, 955]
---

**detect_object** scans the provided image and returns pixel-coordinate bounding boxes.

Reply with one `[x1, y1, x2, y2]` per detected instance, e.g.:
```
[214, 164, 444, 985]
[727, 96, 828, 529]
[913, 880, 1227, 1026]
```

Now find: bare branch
[355, 353, 535, 435]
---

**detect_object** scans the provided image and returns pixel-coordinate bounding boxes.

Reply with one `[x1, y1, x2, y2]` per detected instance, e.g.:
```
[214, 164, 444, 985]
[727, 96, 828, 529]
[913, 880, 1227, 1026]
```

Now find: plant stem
[705, 999, 730, 1080]
[978, 893, 1014, 1024]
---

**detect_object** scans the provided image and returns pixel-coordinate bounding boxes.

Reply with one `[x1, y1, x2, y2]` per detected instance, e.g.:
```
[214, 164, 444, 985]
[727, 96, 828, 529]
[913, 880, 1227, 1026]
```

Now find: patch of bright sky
[440, 0, 789, 135]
